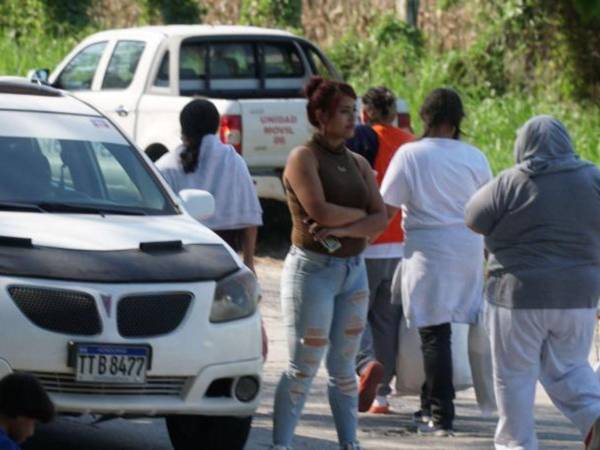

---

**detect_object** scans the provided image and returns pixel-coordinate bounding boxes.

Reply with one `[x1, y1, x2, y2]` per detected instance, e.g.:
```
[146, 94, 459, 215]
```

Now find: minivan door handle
[115, 105, 129, 117]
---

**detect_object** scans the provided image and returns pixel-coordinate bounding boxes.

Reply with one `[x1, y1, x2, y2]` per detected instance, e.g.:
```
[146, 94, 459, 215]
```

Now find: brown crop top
[284, 133, 370, 257]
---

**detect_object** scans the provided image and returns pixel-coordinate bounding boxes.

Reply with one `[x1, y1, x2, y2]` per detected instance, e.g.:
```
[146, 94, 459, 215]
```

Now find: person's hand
[312, 226, 347, 241]
[306, 220, 321, 236]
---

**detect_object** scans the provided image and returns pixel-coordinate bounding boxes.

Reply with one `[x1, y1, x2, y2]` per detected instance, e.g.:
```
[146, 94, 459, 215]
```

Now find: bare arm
[241, 226, 258, 274]
[284, 147, 367, 227]
[313, 155, 387, 239]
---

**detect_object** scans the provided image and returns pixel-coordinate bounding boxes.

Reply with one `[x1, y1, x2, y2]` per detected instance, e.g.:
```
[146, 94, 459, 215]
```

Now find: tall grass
[348, 58, 600, 174]
[329, 23, 600, 174]
[0, 35, 79, 77]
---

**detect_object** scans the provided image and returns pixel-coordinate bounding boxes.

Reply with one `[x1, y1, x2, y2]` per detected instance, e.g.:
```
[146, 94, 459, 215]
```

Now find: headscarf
[514, 115, 592, 176]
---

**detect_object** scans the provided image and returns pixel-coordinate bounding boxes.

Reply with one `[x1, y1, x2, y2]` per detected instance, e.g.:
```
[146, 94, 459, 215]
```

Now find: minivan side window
[102, 41, 146, 90]
[55, 41, 108, 91]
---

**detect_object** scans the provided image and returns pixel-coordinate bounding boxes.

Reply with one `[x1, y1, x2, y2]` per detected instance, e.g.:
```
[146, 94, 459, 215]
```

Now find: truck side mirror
[26, 69, 50, 85]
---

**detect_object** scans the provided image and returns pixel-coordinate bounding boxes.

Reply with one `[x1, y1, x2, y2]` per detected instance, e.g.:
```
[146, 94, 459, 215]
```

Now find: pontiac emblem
[101, 294, 112, 317]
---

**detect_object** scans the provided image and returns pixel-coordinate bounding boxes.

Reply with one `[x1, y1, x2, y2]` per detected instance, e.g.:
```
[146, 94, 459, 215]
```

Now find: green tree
[0, 0, 92, 40]
[142, 0, 206, 25]
[240, 0, 302, 30]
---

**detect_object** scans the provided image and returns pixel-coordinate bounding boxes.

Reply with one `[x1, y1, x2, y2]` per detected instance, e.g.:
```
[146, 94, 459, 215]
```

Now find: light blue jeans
[272, 246, 369, 449]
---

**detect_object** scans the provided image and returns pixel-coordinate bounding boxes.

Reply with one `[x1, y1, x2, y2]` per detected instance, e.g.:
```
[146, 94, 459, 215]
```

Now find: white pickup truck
[33, 25, 410, 201]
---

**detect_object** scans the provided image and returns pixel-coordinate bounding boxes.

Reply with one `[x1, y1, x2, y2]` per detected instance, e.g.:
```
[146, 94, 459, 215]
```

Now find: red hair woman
[271, 77, 387, 450]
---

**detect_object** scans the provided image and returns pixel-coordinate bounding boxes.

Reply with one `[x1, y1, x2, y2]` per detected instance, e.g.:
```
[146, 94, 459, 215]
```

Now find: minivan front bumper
[0, 275, 263, 417]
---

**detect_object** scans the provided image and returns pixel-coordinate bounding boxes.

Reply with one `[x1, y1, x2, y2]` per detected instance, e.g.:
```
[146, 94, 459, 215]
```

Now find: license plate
[74, 344, 150, 384]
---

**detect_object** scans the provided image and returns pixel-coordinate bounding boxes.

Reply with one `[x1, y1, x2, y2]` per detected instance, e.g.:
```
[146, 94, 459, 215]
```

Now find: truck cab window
[55, 41, 107, 91]
[154, 51, 169, 87]
[102, 41, 146, 90]
[179, 43, 207, 95]
[264, 42, 304, 77]
[303, 44, 335, 79]
[209, 43, 256, 79]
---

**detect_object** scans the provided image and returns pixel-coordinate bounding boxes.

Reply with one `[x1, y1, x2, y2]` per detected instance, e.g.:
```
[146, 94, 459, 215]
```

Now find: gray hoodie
[465, 116, 600, 309]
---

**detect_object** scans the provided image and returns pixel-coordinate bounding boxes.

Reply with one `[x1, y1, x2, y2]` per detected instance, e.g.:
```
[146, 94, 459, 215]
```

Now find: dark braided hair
[362, 86, 396, 124]
[179, 99, 220, 173]
[419, 88, 465, 139]
[305, 76, 357, 128]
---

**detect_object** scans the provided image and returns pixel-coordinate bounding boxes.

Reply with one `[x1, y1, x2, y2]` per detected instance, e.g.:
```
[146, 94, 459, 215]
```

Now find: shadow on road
[22, 416, 171, 450]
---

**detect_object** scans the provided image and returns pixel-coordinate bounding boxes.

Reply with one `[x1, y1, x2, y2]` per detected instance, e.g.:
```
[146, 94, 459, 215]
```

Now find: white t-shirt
[381, 137, 491, 328]
[381, 138, 492, 231]
[156, 134, 263, 231]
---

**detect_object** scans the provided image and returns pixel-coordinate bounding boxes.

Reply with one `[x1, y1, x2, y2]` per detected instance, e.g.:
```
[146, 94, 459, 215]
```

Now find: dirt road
[248, 256, 585, 450]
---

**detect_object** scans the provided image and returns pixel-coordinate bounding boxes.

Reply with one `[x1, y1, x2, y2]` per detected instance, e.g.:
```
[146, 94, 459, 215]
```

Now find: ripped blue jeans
[272, 246, 369, 449]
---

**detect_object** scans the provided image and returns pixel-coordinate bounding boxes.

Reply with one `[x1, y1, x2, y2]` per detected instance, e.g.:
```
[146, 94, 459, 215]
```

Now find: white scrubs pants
[485, 303, 600, 450]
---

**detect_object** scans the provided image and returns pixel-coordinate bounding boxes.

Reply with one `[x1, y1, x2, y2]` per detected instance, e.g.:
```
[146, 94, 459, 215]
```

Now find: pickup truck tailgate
[240, 99, 312, 169]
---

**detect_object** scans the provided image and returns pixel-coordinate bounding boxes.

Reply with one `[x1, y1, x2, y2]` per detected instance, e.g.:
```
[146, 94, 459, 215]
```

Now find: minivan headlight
[210, 268, 258, 323]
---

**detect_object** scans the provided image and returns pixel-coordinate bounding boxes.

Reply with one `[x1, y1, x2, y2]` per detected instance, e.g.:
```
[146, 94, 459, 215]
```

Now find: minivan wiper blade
[37, 202, 147, 216]
[0, 202, 45, 212]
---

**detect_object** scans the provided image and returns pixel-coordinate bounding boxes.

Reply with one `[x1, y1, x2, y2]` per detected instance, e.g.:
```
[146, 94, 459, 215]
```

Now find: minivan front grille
[117, 293, 193, 338]
[8, 286, 102, 335]
[29, 371, 188, 397]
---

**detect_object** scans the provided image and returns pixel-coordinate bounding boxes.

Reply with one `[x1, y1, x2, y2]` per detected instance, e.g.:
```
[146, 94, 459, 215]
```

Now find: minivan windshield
[0, 110, 177, 215]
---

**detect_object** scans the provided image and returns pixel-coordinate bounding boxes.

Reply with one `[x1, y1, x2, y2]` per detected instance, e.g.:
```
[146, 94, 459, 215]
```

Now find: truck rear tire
[166, 415, 252, 450]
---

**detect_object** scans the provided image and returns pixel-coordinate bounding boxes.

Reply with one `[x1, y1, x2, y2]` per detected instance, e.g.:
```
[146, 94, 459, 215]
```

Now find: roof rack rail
[0, 81, 63, 97]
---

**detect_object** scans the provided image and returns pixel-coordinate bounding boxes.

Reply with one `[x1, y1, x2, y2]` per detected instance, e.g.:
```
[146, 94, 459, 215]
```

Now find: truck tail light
[397, 112, 412, 133]
[219, 115, 242, 154]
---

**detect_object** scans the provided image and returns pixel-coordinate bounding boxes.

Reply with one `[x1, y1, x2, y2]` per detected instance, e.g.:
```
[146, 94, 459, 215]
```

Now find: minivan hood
[0, 212, 221, 251]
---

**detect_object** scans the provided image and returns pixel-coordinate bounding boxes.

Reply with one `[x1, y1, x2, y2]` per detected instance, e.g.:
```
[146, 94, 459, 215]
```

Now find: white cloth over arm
[156, 134, 262, 230]
[380, 138, 492, 328]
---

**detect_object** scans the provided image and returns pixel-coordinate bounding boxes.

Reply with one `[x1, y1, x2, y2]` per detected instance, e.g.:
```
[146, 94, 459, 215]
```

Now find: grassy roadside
[1, 30, 598, 176]
[0, 35, 78, 78]
[343, 54, 600, 175]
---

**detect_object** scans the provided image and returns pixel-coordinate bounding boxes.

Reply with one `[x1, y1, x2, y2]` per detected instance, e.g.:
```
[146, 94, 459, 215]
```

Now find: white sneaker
[369, 396, 391, 414]
[417, 420, 455, 437]
[412, 410, 432, 425]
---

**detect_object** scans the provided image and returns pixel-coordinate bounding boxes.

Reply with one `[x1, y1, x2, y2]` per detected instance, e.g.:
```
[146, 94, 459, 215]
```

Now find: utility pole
[396, 0, 420, 28]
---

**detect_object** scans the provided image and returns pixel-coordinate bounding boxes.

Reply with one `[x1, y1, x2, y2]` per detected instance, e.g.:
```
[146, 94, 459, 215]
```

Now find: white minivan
[0, 81, 262, 450]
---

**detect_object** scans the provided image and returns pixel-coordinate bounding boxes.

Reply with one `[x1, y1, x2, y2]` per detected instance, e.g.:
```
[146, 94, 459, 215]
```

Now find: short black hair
[419, 88, 465, 139]
[0, 373, 54, 423]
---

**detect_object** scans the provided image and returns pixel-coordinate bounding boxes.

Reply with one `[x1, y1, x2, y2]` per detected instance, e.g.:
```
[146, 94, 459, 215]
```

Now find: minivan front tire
[166, 414, 252, 450]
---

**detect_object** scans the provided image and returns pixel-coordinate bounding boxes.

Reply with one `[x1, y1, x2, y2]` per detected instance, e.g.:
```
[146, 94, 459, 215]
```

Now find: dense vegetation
[1, 0, 599, 173]
[327, 2, 600, 172]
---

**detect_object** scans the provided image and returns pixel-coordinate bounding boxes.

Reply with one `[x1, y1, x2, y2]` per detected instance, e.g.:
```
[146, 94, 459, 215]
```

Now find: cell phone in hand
[319, 236, 341, 253]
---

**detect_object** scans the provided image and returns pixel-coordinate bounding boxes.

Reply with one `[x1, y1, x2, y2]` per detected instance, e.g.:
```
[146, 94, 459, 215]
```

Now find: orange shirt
[371, 123, 414, 245]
